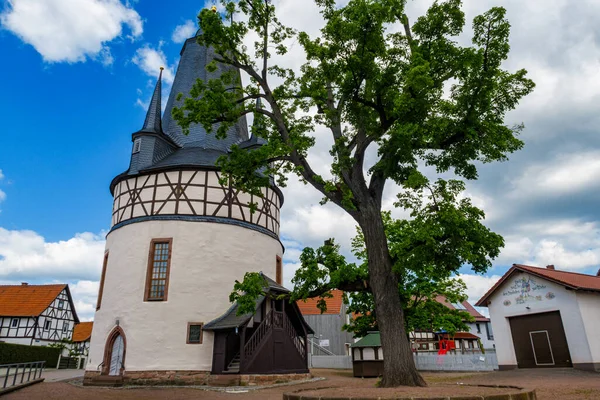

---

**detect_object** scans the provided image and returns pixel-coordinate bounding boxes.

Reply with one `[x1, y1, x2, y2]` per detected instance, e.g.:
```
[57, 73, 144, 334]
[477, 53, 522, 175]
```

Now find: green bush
[0, 342, 61, 366]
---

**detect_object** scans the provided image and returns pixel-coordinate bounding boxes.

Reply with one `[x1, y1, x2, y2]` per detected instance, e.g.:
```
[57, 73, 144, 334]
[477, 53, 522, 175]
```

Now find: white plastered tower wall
[87, 218, 282, 372]
[487, 271, 595, 369]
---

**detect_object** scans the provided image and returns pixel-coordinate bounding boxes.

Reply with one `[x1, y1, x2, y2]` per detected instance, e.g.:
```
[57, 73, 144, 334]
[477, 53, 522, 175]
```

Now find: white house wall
[86, 220, 282, 373]
[487, 272, 593, 369]
[576, 292, 600, 368]
[465, 322, 495, 350]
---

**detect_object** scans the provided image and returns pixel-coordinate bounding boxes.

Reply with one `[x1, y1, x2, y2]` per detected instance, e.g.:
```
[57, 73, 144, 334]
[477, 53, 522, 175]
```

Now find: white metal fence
[413, 352, 498, 371]
[309, 353, 498, 372]
[309, 354, 353, 369]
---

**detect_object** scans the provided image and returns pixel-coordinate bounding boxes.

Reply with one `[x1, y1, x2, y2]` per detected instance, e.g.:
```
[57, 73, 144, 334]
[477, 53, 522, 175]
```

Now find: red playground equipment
[437, 339, 456, 355]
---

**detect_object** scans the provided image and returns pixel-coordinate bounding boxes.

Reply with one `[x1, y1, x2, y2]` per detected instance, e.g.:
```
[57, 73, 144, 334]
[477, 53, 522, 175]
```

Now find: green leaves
[175, 0, 529, 357]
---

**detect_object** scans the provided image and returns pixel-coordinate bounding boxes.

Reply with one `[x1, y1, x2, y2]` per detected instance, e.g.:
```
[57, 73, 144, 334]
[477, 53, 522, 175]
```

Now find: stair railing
[307, 337, 335, 356]
[243, 310, 273, 360]
[282, 313, 306, 360]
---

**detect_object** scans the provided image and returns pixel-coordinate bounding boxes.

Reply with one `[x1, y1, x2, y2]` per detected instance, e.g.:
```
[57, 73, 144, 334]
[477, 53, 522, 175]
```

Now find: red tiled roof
[435, 295, 489, 322]
[296, 290, 344, 315]
[0, 284, 66, 317]
[476, 264, 600, 307]
[73, 322, 93, 342]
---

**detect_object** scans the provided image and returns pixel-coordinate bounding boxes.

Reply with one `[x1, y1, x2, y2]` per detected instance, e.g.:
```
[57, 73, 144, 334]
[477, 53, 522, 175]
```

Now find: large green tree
[174, 0, 533, 387]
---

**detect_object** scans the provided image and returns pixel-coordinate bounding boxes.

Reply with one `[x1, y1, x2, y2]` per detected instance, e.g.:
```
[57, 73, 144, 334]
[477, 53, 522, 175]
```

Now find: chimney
[546, 265, 555, 270]
[596, 269, 600, 277]
[21, 282, 28, 286]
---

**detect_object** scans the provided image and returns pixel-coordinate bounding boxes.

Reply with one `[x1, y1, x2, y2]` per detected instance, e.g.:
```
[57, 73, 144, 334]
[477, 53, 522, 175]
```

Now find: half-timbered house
[73, 322, 93, 357]
[0, 283, 79, 346]
[84, 8, 307, 386]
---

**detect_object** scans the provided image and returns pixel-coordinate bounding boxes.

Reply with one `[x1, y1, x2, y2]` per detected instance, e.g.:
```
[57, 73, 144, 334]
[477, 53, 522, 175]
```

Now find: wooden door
[509, 311, 572, 368]
[109, 334, 124, 375]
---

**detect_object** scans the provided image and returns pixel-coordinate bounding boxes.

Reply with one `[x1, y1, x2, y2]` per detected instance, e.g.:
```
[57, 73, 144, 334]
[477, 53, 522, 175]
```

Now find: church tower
[83, 22, 300, 385]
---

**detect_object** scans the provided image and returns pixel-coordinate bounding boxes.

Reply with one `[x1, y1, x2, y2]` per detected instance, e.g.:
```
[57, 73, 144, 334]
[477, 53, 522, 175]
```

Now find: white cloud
[0, 228, 106, 281]
[172, 20, 197, 43]
[0, 170, 5, 210]
[0, 228, 105, 321]
[494, 219, 600, 271]
[0, 0, 143, 63]
[459, 273, 503, 305]
[511, 151, 600, 197]
[71, 280, 100, 321]
[132, 44, 175, 84]
[132, 44, 177, 109]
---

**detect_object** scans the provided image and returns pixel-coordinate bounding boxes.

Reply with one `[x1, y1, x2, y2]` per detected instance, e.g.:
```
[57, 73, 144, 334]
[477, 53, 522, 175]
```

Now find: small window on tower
[133, 138, 142, 154]
[187, 323, 203, 344]
[276, 256, 282, 284]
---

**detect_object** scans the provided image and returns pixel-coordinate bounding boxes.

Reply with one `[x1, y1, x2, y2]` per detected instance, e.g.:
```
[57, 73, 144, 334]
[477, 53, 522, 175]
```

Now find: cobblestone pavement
[3, 368, 599, 399]
[42, 369, 85, 382]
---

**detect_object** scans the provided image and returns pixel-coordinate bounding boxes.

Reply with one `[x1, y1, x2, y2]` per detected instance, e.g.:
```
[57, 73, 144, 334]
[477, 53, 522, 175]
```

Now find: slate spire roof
[160, 31, 248, 150]
[238, 96, 268, 150]
[114, 24, 252, 186]
[139, 67, 163, 134]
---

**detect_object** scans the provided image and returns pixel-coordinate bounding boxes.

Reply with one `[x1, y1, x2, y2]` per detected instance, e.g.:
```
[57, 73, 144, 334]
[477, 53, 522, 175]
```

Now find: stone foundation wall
[83, 370, 311, 387]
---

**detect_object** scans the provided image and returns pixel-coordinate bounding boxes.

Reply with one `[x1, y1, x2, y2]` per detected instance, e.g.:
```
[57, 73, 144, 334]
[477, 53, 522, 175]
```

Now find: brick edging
[282, 388, 537, 400]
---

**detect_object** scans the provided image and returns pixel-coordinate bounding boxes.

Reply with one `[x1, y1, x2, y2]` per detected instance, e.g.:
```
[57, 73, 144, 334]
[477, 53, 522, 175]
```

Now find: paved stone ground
[2, 368, 599, 399]
[461, 368, 600, 400]
[42, 369, 85, 382]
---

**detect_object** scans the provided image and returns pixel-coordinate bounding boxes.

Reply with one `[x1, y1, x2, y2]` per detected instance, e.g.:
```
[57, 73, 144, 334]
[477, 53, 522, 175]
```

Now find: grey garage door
[508, 311, 572, 368]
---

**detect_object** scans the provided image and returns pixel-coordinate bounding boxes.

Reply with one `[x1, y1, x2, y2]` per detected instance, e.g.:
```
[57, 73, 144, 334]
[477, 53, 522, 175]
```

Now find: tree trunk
[359, 204, 426, 387]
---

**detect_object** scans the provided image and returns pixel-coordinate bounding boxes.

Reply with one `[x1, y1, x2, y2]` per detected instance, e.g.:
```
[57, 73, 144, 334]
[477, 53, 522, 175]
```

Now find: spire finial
[211, 5, 217, 12]
[140, 69, 163, 134]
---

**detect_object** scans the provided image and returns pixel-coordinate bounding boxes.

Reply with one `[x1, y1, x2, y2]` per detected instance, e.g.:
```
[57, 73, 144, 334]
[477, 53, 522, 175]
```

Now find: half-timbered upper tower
[85, 22, 285, 384]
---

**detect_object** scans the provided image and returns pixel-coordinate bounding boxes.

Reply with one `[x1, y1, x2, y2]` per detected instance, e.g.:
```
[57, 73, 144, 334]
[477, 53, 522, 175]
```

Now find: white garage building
[476, 264, 600, 372]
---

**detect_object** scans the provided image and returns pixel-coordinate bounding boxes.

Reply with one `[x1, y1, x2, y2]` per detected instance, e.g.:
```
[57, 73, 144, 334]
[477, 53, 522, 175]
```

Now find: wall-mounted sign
[319, 339, 330, 347]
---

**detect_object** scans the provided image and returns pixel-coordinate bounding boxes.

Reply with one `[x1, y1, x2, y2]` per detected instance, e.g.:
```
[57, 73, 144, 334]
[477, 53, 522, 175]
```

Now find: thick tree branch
[303, 279, 370, 300]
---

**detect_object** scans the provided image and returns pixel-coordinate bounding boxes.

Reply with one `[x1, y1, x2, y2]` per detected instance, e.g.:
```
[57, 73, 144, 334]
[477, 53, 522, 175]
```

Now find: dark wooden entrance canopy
[204, 274, 314, 374]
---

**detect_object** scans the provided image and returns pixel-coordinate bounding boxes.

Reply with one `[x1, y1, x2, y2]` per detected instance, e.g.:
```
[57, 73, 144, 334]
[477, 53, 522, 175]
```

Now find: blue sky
[1, 0, 600, 321]
[0, 0, 206, 240]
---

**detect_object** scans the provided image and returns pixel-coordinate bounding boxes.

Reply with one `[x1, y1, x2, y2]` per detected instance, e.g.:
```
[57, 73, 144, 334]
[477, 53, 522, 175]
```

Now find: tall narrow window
[276, 256, 282, 284]
[144, 239, 173, 301]
[97, 252, 109, 311]
[187, 323, 203, 344]
[11, 318, 18, 328]
[44, 320, 51, 330]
